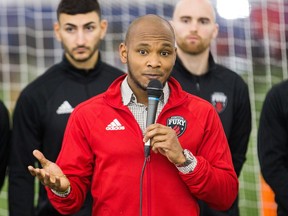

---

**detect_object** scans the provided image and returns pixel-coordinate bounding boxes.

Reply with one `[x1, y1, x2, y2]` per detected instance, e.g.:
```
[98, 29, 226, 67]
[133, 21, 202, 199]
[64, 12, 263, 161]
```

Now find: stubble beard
[63, 41, 100, 63]
[178, 38, 209, 55]
[126, 59, 147, 92]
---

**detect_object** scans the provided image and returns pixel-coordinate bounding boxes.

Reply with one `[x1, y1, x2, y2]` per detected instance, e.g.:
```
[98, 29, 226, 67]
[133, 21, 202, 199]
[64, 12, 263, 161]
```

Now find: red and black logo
[211, 92, 228, 114]
[167, 116, 187, 137]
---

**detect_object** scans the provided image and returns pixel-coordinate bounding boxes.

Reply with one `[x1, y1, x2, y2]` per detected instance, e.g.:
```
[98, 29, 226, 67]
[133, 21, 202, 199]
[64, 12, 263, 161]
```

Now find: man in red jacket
[28, 14, 238, 216]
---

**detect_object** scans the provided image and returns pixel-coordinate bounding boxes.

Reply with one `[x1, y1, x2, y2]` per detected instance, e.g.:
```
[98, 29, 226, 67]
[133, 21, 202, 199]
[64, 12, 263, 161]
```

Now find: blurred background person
[171, 0, 252, 215]
[258, 80, 288, 216]
[0, 100, 10, 191]
[8, 0, 124, 215]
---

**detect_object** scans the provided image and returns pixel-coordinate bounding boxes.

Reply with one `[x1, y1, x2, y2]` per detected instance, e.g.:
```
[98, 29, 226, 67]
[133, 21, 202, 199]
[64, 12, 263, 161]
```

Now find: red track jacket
[47, 75, 238, 216]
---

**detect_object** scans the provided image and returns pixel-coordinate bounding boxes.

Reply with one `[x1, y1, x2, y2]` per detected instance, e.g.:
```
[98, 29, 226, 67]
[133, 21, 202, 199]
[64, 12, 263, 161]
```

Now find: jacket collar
[60, 54, 103, 79]
[174, 52, 217, 77]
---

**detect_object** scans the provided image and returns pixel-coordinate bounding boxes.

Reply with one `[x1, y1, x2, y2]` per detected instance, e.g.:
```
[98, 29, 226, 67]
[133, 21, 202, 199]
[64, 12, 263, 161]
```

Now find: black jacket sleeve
[228, 78, 251, 176]
[258, 82, 288, 215]
[8, 94, 41, 216]
[0, 101, 10, 190]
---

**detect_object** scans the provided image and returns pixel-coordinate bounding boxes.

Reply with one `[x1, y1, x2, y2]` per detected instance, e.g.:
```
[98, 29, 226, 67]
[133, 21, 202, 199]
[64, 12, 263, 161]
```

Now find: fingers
[144, 124, 177, 150]
[28, 165, 37, 176]
[27, 165, 61, 190]
[143, 124, 185, 164]
[143, 123, 166, 142]
[33, 149, 51, 168]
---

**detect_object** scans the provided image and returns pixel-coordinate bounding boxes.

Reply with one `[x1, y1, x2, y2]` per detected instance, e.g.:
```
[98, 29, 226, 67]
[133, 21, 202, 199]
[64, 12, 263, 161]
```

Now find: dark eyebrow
[180, 16, 191, 20]
[136, 42, 173, 49]
[64, 21, 95, 28]
[162, 42, 174, 49]
[136, 43, 151, 48]
[199, 17, 211, 22]
[83, 22, 96, 27]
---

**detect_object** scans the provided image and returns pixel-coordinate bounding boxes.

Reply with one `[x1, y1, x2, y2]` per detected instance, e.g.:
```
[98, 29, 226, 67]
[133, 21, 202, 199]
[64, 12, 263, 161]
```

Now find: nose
[76, 30, 85, 45]
[146, 54, 161, 68]
[189, 20, 198, 32]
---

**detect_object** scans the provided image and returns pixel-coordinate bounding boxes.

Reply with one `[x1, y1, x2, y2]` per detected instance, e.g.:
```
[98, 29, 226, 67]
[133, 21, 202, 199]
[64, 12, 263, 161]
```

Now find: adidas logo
[106, 119, 125, 130]
[56, 101, 74, 114]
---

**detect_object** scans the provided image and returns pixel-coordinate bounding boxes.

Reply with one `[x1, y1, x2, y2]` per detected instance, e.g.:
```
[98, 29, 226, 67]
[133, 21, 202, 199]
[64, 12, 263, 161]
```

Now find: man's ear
[100, 19, 108, 40]
[53, 22, 62, 42]
[119, 43, 128, 64]
[212, 23, 219, 39]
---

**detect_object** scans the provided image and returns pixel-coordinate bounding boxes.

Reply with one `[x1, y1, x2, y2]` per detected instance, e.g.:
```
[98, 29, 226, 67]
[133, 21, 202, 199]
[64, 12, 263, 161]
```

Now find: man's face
[54, 11, 107, 66]
[119, 20, 176, 93]
[172, 0, 218, 55]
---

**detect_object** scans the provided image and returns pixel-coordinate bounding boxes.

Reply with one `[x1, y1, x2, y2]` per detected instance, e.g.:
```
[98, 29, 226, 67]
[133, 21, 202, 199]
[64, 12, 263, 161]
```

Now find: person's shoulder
[272, 79, 288, 90]
[214, 64, 248, 86]
[0, 100, 5, 108]
[100, 62, 125, 76]
[267, 79, 288, 97]
[19, 62, 65, 96]
[72, 92, 105, 115]
[215, 64, 242, 78]
[0, 100, 8, 113]
[263, 80, 288, 114]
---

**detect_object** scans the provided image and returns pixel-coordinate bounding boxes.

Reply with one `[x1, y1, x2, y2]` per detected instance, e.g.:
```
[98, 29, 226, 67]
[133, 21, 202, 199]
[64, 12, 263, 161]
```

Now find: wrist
[51, 186, 71, 197]
[174, 150, 186, 166]
[175, 149, 197, 174]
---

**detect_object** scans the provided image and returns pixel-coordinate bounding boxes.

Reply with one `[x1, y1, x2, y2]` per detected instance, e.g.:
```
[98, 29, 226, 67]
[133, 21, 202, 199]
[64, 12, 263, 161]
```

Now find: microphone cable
[139, 156, 149, 216]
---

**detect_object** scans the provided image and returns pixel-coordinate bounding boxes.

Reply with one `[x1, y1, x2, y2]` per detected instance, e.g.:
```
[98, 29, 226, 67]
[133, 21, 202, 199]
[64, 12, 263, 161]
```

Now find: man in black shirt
[8, 0, 124, 215]
[171, 0, 251, 215]
[258, 80, 288, 216]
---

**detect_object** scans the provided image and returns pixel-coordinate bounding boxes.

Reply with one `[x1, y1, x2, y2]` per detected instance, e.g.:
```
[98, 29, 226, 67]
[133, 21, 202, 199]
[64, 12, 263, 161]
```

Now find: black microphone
[144, 79, 163, 157]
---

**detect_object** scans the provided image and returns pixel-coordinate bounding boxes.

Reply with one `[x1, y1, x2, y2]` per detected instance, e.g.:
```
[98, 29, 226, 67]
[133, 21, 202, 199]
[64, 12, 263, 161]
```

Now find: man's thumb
[33, 149, 50, 167]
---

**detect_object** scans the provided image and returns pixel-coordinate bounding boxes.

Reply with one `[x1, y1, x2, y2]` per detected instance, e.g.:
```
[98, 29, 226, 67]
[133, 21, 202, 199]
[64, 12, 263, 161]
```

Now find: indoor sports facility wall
[1, 0, 287, 215]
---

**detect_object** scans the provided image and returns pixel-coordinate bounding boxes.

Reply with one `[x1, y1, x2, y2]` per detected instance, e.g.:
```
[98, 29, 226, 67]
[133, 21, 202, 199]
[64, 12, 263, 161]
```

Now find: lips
[76, 49, 87, 53]
[74, 47, 89, 53]
[145, 74, 161, 80]
[186, 35, 200, 42]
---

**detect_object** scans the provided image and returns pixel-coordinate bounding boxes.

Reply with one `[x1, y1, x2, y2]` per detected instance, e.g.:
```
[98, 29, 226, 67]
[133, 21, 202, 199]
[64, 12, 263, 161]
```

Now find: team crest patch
[167, 116, 187, 137]
[211, 92, 227, 113]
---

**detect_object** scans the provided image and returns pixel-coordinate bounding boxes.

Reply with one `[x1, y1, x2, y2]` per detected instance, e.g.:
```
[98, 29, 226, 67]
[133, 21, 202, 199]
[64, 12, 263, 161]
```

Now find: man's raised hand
[28, 149, 70, 193]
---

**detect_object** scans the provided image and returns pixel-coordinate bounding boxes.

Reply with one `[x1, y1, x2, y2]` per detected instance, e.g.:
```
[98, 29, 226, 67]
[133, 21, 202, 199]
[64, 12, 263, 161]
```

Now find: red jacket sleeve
[46, 107, 94, 215]
[179, 107, 238, 210]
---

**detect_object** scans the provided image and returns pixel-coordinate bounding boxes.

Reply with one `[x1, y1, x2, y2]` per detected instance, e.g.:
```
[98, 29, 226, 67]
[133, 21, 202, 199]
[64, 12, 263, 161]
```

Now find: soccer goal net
[1, 0, 287, 215]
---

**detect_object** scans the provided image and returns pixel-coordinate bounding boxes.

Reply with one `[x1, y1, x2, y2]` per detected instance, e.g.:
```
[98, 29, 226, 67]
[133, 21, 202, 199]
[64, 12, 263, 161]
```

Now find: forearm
[180, 156, 238, 210]
[47, 177, 90, 215]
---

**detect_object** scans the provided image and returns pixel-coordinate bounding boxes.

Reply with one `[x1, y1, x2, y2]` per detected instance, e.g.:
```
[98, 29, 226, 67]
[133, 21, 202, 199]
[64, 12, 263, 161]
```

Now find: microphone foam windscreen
[147, 79, 163, 98]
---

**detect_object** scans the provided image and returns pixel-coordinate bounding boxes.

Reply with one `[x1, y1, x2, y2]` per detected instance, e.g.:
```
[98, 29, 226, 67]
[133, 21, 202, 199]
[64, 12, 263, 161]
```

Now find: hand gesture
[143, 123, 186, 165]
[28, 149, 70, 192]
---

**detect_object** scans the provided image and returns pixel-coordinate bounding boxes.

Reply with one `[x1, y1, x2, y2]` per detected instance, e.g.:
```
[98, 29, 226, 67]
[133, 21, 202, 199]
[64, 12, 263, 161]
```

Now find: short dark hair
[57, 0, 101, 21]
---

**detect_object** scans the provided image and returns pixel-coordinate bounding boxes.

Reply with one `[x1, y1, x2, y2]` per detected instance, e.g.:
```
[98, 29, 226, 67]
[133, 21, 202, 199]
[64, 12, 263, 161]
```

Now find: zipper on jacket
[196, 77, 200, 91]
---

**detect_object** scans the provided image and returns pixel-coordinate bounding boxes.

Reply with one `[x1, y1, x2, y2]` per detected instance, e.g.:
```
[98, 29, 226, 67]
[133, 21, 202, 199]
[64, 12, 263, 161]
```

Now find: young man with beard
[171, 0, 251, 215]
[27, 14, 238, 216]
[8, 0, 123, 215]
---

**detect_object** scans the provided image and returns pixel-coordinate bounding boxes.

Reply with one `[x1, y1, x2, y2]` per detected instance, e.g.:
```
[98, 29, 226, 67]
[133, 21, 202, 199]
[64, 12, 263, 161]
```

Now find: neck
[177, 49, 209, 76]
[127, 76, 148, 106]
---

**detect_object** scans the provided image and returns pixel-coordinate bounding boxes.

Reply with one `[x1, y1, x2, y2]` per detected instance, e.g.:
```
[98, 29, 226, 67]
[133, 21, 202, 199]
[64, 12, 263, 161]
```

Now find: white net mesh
[1, 0, 287, 215]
